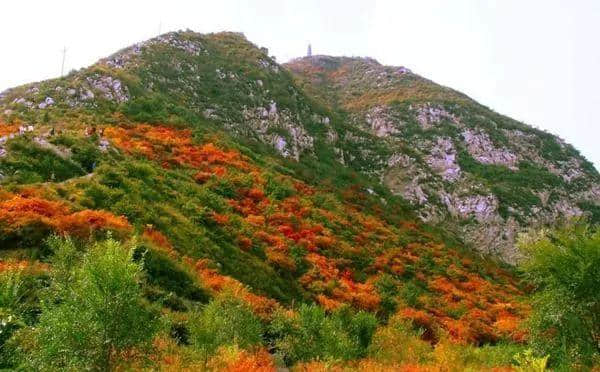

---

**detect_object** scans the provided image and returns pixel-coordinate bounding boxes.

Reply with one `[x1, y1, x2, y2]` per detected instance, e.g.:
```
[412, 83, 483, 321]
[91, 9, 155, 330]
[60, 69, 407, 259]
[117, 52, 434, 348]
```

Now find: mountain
[0, 30, 595, 370]
[285, 55, 600, 262]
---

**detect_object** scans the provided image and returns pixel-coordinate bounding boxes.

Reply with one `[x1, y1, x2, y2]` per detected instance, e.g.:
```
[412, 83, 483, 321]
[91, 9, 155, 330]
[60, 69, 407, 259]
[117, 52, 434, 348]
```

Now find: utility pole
[60, 47, 67, 77]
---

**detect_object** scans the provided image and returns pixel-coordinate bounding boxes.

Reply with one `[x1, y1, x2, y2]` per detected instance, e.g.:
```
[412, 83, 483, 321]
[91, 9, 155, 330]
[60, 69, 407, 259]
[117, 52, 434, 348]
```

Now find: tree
[188, 293, 263, 364]
[518, 222, 600, 368]
[24, 237, 158, 371]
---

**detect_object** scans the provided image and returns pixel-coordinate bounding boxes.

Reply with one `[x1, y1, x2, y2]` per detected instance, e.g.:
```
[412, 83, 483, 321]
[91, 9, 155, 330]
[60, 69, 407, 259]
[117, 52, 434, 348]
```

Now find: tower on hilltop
[307, 43, 312, 57]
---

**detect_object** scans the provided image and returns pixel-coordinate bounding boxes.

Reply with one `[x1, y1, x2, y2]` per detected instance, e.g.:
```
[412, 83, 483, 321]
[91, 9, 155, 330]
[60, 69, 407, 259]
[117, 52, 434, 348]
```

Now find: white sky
[2, 0, 599, 170]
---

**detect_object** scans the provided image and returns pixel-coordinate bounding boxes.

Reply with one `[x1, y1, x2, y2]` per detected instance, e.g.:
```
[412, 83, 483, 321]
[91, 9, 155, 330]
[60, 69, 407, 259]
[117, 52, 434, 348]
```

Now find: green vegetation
[269, 304, 378, 364]
[518, 222, 600, 369]
[17, 237, 158, 371]
[0, 137, 85, 184]
[188, 294, 263, 361]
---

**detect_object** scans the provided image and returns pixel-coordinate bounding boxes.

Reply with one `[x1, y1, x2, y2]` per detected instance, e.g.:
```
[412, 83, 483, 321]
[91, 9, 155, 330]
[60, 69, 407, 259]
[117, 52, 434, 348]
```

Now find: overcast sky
[2, 0, 599, 169]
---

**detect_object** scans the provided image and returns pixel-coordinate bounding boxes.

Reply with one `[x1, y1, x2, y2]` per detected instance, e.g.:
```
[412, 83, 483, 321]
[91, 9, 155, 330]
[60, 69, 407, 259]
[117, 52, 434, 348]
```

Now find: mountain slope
[0, 30, 592, 369]
[286, 55, 600, 261]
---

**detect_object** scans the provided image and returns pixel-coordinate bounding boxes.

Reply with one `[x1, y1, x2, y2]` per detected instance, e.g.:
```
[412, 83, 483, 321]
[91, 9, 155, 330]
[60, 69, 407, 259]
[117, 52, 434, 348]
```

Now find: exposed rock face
[425, 138, 461, 181]
[462, 129, 518, 169]
[443, 193, 498, 221]
[86, 75, 129, 103]
[414, 103, 457, 129]
[366, 106, 399, 137]
[239, 104, 314, 160]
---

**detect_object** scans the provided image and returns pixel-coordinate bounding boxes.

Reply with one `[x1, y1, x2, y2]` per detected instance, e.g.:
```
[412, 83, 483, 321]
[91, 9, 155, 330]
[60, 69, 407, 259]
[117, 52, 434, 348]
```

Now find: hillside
[285, 55, 600, 262]
[0, 30, 594, 370]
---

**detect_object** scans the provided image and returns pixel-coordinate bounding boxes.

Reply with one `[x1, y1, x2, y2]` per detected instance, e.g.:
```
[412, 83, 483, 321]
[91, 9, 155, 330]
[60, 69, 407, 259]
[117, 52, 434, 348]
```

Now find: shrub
[368, 315, 432, 365]
[400, 280, 425, 308]
[265, 174, 295, 200]
[269, 304, 377, 364]
[518, 223, 600, 368]
[0, 137, 85, 184]
[188, 293, 263, 362]
[375, 274, 398, 318]
[0, 271, 28, 367]
[513, 349, 549, 372]
[122, 95, 170, 123]
[23, 237, 158, 371]
[140, 248, 210, 303]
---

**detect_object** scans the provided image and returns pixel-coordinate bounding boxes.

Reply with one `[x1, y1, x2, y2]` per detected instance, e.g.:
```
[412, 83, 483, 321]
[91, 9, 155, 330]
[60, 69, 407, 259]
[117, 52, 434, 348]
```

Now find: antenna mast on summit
[158, 21, 162, 35]
[60, 47, 67, 77]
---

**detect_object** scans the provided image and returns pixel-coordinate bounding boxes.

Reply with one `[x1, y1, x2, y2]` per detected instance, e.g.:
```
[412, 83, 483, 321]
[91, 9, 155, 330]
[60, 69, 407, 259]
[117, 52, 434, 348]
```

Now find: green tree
[518, 222, 600, 368]
[188, 293, 263, 363]
[25, 237, 158, 371]
[269, 304, 377, 364]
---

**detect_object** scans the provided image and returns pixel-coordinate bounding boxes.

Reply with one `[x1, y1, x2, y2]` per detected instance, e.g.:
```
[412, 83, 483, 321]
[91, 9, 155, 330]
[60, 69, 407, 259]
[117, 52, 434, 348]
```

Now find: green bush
[269, 304, 377, 364]
[400, 281, 425, 308]
[518, 223, 600, 368]
[0, 137, 85, 184]
[23, 237, 158, 371]
[188, 293, 263, 361]
[375, 274, 399, 318]
[264, 174, 295, 200]
[0, 271, 28, 367]
[140, 248, 210, 303]
[122, 95, 170, 123]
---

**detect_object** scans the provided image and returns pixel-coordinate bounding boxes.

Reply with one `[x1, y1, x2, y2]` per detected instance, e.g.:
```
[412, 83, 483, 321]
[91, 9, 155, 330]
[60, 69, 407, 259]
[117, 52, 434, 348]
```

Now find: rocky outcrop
[425, 138, 461, 181]
[366, 106, 399, 137]
[413, 103, 458, 129]
[238, 103, 314, 160]
[462, 129, 518, 169]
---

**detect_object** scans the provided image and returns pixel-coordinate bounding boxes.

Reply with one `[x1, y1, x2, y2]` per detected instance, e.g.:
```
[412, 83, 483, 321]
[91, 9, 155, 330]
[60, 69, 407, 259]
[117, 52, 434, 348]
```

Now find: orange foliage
[0, 193, 131, 238]
[208, 347, 276, 372]
[301, 253, 380, 311]
[0, 260, 49, 274]
[237, 236, 253, 251]
[212, 212, 230, 225]
[194, 171, 213, 184]
[143, 228, 177, 257]
[104, 125, 250, 172]
[265, 246, 296, 271]
[246, 214, 266, 226]
[0, 122, 19, 137]
[56, 209, 131, 237]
